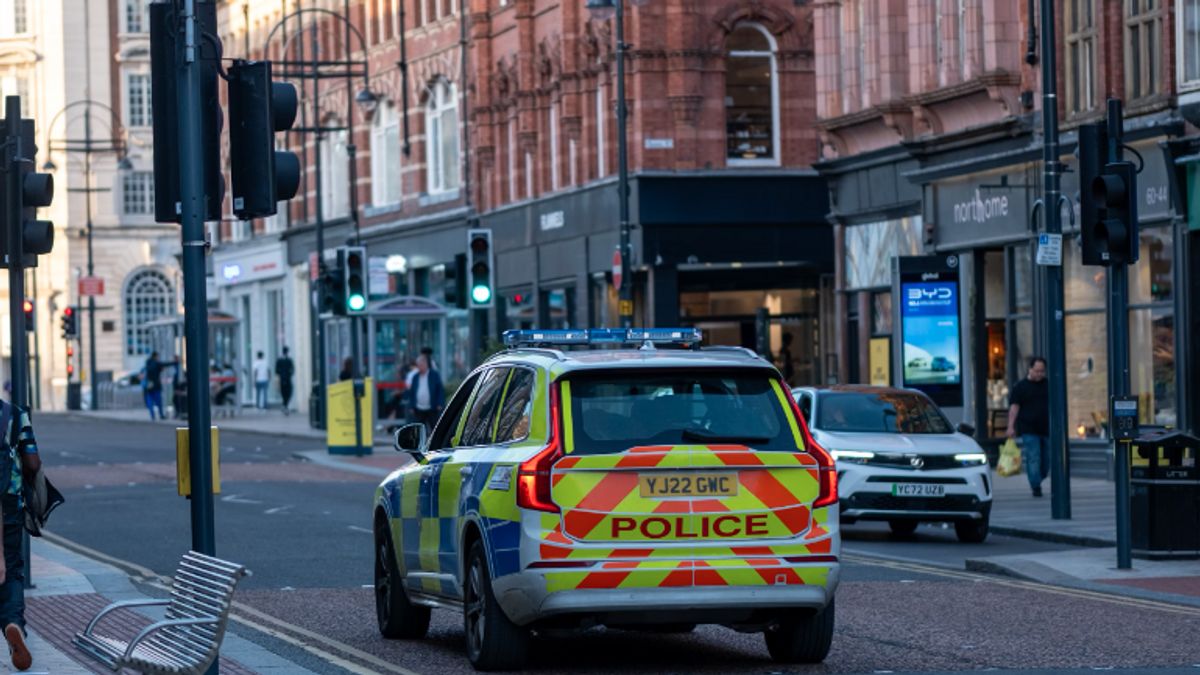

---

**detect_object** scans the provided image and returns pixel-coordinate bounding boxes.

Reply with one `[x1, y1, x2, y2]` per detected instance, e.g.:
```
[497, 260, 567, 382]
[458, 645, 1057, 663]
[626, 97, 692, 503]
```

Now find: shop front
[211, 238, 292, 407]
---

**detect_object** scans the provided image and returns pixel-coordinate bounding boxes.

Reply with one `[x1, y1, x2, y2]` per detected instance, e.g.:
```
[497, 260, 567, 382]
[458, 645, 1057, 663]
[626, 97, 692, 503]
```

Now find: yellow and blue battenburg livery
[372, 328, 841, 670]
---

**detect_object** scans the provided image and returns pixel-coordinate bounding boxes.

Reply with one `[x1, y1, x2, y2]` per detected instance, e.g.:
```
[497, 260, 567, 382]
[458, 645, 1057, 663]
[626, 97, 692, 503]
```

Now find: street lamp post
[587, 0, 636, 328]
[42, 100, 131, 411]
[264, 8, 375, 430]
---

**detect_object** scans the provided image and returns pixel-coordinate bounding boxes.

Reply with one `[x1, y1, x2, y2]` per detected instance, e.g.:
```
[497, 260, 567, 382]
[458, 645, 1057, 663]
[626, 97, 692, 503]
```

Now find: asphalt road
[34, 414, 1200, 674]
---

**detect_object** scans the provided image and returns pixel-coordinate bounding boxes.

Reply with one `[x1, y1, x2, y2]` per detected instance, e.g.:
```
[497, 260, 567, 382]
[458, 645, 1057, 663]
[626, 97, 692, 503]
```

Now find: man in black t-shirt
[1007, 356, 1049, 497]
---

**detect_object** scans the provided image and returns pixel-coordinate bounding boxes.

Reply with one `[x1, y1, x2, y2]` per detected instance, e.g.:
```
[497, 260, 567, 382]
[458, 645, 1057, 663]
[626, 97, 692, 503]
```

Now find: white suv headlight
[954, 452, 988, 465]
[831, 449, 874, 464]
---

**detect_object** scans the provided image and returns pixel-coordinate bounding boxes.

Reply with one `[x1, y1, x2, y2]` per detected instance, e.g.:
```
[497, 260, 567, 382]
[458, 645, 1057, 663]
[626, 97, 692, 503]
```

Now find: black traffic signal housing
[228, 60, 300, 219]
[443, 254, 467, 308]
[340, 246, 367, 315]
[319, 261, 344, 317]
[1089, 161, 1139, 266]
[467, 229, 494, 308]
[61, 306, 77, 339]
[150, 0, 223, 223]
[0, 115, 54, 269]
[22, 299, 32, 332]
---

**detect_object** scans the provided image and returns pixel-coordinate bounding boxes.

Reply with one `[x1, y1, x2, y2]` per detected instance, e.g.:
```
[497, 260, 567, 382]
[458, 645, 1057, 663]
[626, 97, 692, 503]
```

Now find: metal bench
[73, 551, 250, 675]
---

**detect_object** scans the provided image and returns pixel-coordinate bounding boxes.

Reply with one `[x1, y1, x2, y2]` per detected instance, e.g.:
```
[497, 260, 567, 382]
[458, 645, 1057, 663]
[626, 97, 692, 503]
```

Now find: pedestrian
[253, 351, 271, 410]
[143, 351, 171, 420]
[1007, 356, 1050, 497]
[339, 357, 354, 382]
[777, 333, 795, 385]
[407, 354, 444, 432]
[0, 397, 41, 670]
[275, 347, 295, 416]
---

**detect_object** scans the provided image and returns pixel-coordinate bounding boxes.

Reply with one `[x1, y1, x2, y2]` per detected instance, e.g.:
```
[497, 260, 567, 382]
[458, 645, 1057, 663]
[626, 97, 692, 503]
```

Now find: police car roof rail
[700, 345, 763, 360]
[501, 328, 703, 349]
[487, 346, 566, 362]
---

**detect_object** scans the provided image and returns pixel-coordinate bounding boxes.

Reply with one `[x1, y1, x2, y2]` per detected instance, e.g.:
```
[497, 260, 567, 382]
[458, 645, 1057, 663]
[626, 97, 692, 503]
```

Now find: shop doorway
[981, 245, 1034, 439]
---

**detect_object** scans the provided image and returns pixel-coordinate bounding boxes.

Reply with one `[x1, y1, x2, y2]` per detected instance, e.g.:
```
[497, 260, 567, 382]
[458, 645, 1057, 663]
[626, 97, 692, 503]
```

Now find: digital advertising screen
[900, 280, 962, 387]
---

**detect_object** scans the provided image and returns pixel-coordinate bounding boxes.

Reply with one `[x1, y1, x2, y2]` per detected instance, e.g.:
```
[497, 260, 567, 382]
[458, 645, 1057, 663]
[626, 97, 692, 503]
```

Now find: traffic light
[340, 246, 367, 314]
[228, 60, 300, 219]
[443, 254, 466, 308]
[0, 116, 54, 269]
[66, 342, 74, 378]
[22, 299, 32, 332]
[319, 256, 345, 317]
[150, 0, 223, 223]
[467, 229, 494, 308]
[60, 306, 77, 339]
[1089, 161, 1139, 266]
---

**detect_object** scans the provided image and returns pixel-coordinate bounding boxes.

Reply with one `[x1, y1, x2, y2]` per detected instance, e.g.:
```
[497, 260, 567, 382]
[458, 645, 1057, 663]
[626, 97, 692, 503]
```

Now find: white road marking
[221, 494, 263, 505]
[264, 505, 292, 515]
[348, 526, 373, 535]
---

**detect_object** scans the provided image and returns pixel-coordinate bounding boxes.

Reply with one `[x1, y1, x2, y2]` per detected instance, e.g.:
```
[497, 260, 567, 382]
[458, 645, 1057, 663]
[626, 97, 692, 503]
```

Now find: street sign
[78, 276, 105, 296]
[1036, 233, 1063, 266]
[612, 249, 622, 290]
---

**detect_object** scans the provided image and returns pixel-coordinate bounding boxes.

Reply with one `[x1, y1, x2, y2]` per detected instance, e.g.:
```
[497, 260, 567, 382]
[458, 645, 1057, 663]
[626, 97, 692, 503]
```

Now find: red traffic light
[64, 307, 73, 317]
[470, 235, 489, 253]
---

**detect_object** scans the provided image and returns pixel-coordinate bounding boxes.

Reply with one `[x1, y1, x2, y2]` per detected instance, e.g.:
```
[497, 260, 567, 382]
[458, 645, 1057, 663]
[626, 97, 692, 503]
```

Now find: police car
[373, 328, 840, 670]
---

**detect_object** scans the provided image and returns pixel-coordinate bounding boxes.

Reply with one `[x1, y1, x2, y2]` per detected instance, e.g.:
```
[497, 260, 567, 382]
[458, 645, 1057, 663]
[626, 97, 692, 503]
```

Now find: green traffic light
[348, 294, 367, 311]
[471, 285, 492, 304]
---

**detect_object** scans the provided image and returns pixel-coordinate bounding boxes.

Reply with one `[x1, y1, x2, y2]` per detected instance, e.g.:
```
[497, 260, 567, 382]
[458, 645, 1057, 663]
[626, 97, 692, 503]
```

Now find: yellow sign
[327, 377, 374, 454]
[176, 426, 221, 497]
[619, 300, 634, 316]
[869, 337, 891, 386]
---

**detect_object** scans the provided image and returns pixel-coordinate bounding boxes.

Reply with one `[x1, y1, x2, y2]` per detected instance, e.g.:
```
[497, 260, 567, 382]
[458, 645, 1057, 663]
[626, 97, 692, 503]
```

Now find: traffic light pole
[310, 19, 328, 430]
[5, 96, 28, 426]
[1105, 99, 1133, 570]
[615, 0, 632, 329]
[1039, 0, 1071, 519]
[84, 106, 98, 412]
[175, 0, 216, 568]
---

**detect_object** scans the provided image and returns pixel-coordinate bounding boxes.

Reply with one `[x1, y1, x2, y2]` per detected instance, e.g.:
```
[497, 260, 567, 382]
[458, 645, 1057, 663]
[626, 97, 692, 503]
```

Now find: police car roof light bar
[503, 328, 703, 348]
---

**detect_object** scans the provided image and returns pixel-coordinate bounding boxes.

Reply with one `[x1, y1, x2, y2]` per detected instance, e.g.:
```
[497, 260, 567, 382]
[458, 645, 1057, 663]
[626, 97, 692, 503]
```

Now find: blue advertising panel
[895, 256, 963, 407]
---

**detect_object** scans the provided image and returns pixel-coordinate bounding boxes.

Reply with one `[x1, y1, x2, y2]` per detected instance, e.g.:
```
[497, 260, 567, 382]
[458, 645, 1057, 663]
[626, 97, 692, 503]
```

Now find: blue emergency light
[502, 328, 703, 348]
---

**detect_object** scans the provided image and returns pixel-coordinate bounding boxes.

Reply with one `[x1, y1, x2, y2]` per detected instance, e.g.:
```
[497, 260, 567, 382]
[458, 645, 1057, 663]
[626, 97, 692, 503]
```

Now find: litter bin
[1130, 430, 1200, 559]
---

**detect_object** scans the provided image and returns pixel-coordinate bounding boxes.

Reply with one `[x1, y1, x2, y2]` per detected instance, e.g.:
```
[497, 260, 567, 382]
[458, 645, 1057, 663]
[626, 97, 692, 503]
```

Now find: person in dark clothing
[0, 399, 40, 670]
[1007, 356, 1049, 497]
[275, 347, 295, 415]
[339, 357, 354, 382]
[406, 354, 444, 431]
[143, 352, 174, 420]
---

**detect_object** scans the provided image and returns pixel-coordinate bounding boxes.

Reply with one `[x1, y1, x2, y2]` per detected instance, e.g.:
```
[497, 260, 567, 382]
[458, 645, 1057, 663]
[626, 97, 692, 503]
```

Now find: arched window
[371, 102, 401, 207]
[725, 23, 779, 165]
[124, 269, 175, 357]
[425, 79, 460, 195]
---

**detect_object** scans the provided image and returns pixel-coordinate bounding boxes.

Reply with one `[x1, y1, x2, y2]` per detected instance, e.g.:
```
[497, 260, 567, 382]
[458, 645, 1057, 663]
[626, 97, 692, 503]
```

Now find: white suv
[791, 386, 992, 543]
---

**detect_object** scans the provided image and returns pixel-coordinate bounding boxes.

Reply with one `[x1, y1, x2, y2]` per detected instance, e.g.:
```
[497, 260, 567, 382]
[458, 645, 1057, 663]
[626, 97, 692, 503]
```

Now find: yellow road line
[844, 552, 1200, 617]
[40, 531, 422, 675]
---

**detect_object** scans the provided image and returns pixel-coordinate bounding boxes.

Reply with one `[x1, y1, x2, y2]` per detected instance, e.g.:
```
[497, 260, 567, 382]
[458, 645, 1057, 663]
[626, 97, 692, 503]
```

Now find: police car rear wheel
[464, 540, 529, 671]
[375, 525, 431, 639]
[763, 599, 835, 664]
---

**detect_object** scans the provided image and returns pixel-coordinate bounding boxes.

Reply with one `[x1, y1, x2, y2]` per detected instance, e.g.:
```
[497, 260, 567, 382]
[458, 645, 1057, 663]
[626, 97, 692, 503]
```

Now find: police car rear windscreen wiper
[681, 428, 771, 444]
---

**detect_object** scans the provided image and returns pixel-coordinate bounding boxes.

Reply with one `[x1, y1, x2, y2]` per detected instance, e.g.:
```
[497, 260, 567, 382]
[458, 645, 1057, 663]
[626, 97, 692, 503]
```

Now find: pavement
[69, 408, 392, 446]
[21, 536, 325, 674]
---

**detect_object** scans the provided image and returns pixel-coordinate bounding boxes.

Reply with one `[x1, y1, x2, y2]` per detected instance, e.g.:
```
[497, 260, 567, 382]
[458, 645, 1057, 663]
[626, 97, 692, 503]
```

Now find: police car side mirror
[394, 423, 427, 455]
[956, 422, 976, 437]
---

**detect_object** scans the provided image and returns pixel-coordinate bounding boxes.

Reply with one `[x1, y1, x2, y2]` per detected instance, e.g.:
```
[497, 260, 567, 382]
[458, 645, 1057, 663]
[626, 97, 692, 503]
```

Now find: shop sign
[214, 247, 286, 287]
[644, 138, 674, 149]
[933, 173, 1028, 248]
[78, 276, 105, 296]
[1061, 139, 1172, 223]
[369, 256, 389, 297]
[539, 210, 565, 231]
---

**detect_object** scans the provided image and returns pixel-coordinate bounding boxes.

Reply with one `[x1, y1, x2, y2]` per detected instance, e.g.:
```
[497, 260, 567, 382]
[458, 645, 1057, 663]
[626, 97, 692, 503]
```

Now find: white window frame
[507, 120, 517, 200]
[1126, 0, 1163, 101]
[126, 72, 153, 128]
[320, 130, 350, 219]
[123, 269, 175, 358]
[1065, 0, 1097, 114]
[13, 0, 25, 34]
[595, 82, 606, 177]
[122, 171, 155, 215]
[125, 0, 145, 33]
[726, 23, 781, 168]
[424, 79, 460, 196]
[549, 101, 560, 191]
[1178, 0, 1200, 91]
[371, 102, 402, 207]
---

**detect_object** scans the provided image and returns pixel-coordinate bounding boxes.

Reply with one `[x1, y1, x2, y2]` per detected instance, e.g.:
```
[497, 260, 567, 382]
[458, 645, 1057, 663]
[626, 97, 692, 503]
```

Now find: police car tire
[464, 540, 530, 671]
[375, 526, 431, 639]
[955, 516, 989, 544]
[763, 599, 835, 664]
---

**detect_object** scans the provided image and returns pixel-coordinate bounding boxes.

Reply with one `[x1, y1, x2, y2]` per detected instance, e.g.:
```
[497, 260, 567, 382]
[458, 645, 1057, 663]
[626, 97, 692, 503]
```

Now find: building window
[320, 130, 350, 219]
[124, 269, 175, 357]
[507, 121, 516, 201]
[595, 82, 606, 177]
[122, 171, 155, 215]
[1126, 0, 1163, 100]
[127, 73, 152, 127]
[371, 102, 401, 206]
[13, 0, 25, 33]
[725, 23, 779, 165]
[1, 74, 30, 117]
[126, 0, 145, 33]
[1184, 0, 1200, 87]
[1066, 0, 1097, 113]
[425, 79, 459, 195]
[549, 102, 560, 192]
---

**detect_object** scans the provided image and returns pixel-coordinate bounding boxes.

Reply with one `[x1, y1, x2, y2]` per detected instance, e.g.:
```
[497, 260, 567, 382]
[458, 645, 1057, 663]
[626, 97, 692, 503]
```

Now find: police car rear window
[563, 371, 796, 454]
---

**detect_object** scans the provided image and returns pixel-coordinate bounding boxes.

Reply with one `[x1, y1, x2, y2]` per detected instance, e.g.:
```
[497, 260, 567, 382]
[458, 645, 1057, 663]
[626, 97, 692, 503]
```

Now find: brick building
[813, 0, 1199, 475]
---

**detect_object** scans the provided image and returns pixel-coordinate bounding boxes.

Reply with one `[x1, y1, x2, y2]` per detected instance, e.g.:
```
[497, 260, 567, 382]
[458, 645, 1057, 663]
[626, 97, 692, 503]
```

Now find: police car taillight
[517, 383, 563, 513]
[781, 383, 838, 508]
